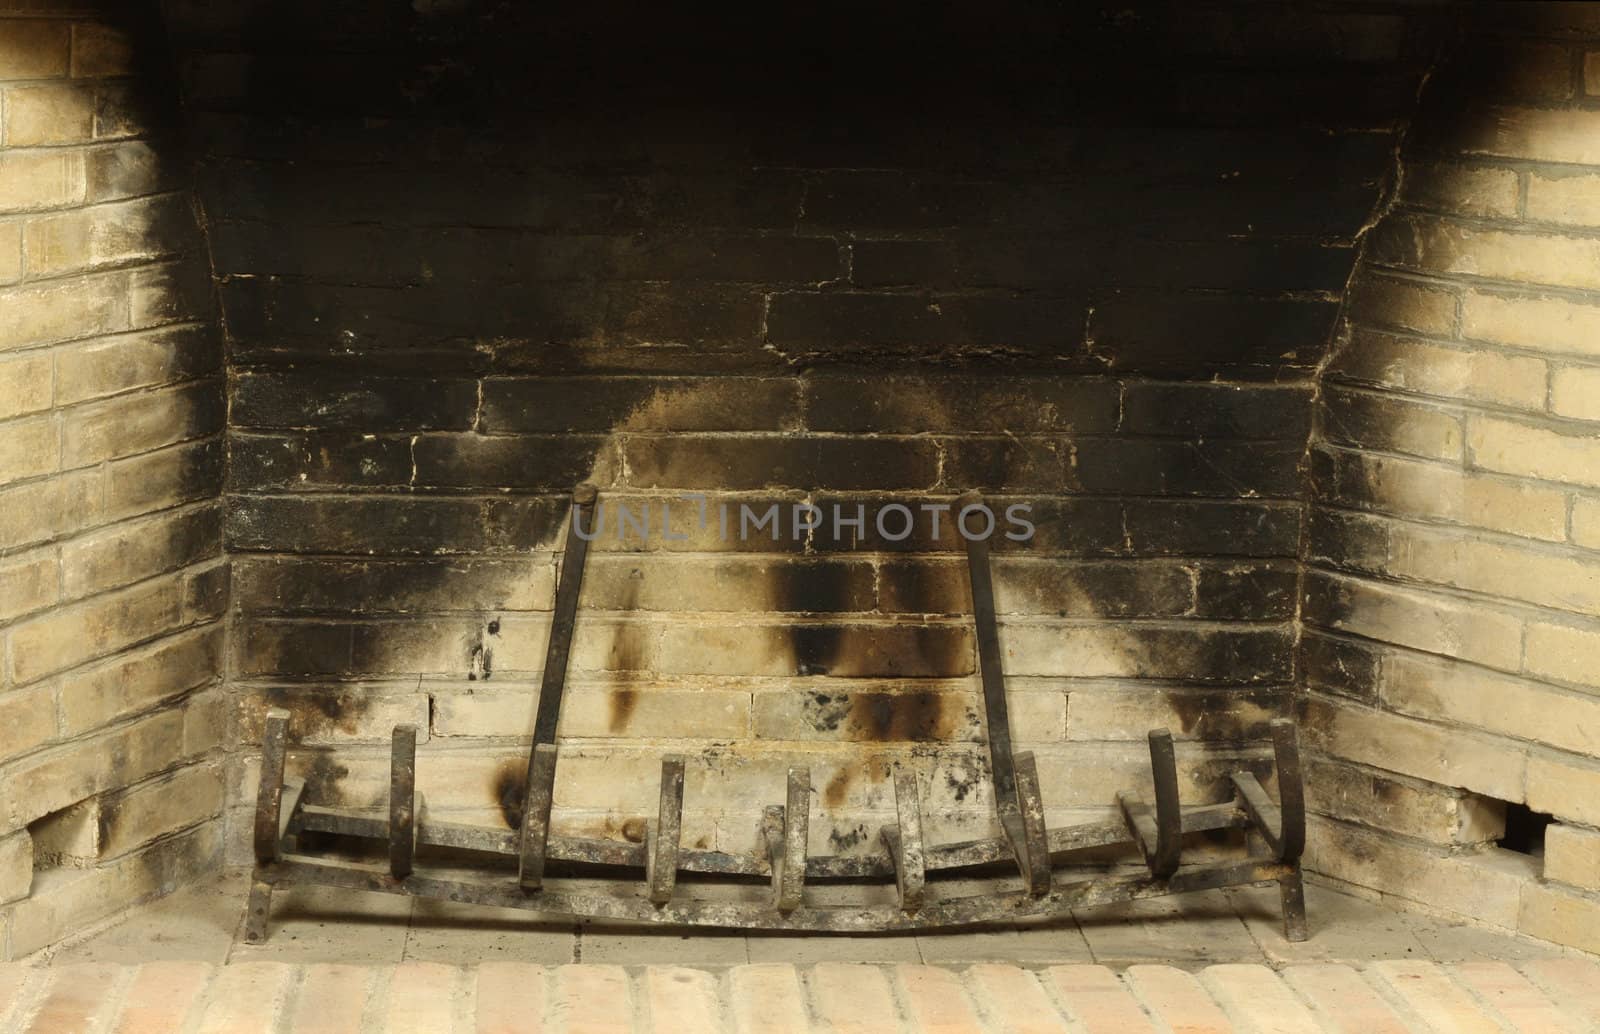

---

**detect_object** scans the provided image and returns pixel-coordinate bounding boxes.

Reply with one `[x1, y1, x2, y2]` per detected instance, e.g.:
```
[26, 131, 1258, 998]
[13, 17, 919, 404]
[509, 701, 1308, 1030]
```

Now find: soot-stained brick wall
[0, 0, 225, 958]
[1303, 8, 1600, 953]
[156, 2, 1447, 861]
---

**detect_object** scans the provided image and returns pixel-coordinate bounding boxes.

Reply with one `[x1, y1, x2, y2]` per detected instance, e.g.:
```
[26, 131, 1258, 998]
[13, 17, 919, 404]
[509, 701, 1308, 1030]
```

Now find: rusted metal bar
[648, 756, 685, 905]
[1279, 867, 1309, 942]
[881, 768, 925, 911]
[517, 742, 558, 892]
[389, 724, 418, 878]
[242, 878, 275, 944]
[291, 798, 1253, 881]
[775, 768, 809, 912]
[1118, 729, 1181, 878]
[253, 709, 290, 864]
[1233, 721, 1304, 863]
[261, 852, 1297, 933]
[530, 484, 597, 748]
[1007, 752, 1052, 895]
[959, 491, 1020, 816]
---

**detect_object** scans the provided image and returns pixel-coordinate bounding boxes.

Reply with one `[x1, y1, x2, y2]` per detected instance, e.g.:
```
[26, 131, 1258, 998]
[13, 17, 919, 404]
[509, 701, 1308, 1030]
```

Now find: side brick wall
[0, 1, 225, 958]
[1303, 9, 1600, 953]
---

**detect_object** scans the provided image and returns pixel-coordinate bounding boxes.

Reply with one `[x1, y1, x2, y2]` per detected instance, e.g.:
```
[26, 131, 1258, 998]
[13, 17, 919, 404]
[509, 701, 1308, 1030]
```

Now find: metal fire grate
[243, 485, 1309, 941]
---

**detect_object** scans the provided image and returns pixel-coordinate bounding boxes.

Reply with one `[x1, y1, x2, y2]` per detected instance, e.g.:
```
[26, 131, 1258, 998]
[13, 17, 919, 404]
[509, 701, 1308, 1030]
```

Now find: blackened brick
[803, 374, 1119, 433]
[229, 432, 413, 491]
[1122, 383, 1313, 439]
[619, 436, 940, 491]
[410, 434, 612, 491]
[1091, 294, 1339, 375]
[766, 292, 1084, 359]
[225, 495, 569, 555]
[1124, 500, 1301, 557]
[1074, 439, 1304, 497]
[480, 376, 802, 433]
[1194, 562, 1299, 619]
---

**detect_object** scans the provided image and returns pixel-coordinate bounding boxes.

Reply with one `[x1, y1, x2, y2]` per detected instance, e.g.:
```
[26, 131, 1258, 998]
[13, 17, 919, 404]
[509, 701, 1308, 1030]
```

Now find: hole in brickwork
[27, 800, 99, 873]
[1496, 802, 1554, 857]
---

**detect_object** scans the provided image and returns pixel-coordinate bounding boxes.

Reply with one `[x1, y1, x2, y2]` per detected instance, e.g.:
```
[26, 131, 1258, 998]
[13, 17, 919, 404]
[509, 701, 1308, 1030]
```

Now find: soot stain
[848, 690, 949, 742]
[944, 766, 979, 803]
[492, 758, 525, 829]
[829, 824, 868, 853]
[266, 688, 366, 740]
[803, 693, 851, 733]
[791, 626, 842, 677]
[609, 689, 638, 732]
[824, 769, 852, 808]
[770, 562, 862, 615]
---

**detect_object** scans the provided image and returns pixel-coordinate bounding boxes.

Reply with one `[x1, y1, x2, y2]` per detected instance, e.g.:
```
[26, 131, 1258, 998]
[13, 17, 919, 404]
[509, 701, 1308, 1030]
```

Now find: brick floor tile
[1043, 965, 1158, 1034]
[1124, 965, 1232, 1034]
[1452, 962, 1585, 1032]
[383, 961, 463, 1034]
[644, 966, 723, 1034]
[551, 964, 632, 1034]
[194, 961, 295, 1034]
[1201, 964, 1320, 1034]
[729, 964, 810, 1034]
[108, 961, 211, 1034]
[0, 965, 45, 1029]
[811, 963, 902, 1034]
[1520, 958, 1600, 1028]
[20, 964, 126, 1034]
[896, 965, 984, 1034]
[286, 964, 372, 1034]
[962, 964, 1071, 1034]
[474, 962, 547, 1034]
[1369, 960, 1502, 1034]
[1279, 963, 1413, 1034]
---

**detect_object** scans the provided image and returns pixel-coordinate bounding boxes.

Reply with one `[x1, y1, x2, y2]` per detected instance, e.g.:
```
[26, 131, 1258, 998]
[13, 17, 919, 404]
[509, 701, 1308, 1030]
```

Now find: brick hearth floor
[3, 870, 1595, 1030]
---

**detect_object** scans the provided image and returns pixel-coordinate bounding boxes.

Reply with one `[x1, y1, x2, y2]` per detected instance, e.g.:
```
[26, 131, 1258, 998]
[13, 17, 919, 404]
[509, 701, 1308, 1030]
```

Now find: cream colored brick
[1307, 818, 1535, 928]
[0, 707, 194, 831]
[1305, 574, 1524, 672]
[0, 221, 18, 284]
[0, 831, 31, 906]
[434, 684, 750, 741]
[1332, 329, 1546, 409]
[1400, 162, 1520, 219]
[1383, 651, 1600, 757]
[0, 151, 83, 213]
[0, 271, 128, 352]
[0, 549, 56, 623]
[1462, 106, 1600, 165]
[1569, 497, 1600, 550]
[1545, 823, 1600, 892]
[0, 413, 56, 485]
[97, 764, 224, 858]
[235, 685, 427, 746]
[1347, 276, 1457, 336]
[104, 439, 218, 521]
[0, 683, 55, 764]
[1, 83, 93, 146]
[69, 23, 132, 78]
[0, 354, 51, 420]
[1323, 449, 1567, 541]
[61, 381, 217, 468]
[23, 194, 189, 277]
[59, 626, 221, 736]
[0, 21, 70, 78]
[8, 576, 182, 684]
[0, 468, 100, 552]
[1400, 217, 1600, 291]
[1526, 170, 1600, 228]
[1463, 290, 1600, 358]
[1304, 697, 1527, 803]
[1524, 620, 1600, 688]
[1519, 880, 1600, 954]
[1468, 415, 1600, 489]
[1304, 756, 1503, 846]
[7, 823, 219, 957]
[1550, 366, 1600, 421]
[1387, 522, 1600, 615]
[53, 326, 216, 406]
[60, 503, 221, 600]
[1527, 754, 1600, 826]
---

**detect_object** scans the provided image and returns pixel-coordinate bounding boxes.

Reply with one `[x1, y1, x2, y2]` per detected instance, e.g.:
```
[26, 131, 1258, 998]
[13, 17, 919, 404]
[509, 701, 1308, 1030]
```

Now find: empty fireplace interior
[0, 0, 1598, 957]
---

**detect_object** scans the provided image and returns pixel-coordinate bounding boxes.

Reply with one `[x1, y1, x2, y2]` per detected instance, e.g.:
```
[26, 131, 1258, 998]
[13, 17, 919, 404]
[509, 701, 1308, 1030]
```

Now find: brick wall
[153, 2, 1440, 867]
[0, 2, 224, 957]
[1303, 8, 1600, 953]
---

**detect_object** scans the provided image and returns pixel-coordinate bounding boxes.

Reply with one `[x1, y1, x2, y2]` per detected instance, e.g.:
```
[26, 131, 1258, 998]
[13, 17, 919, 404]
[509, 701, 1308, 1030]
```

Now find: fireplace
[0, 0, 1598, 961]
